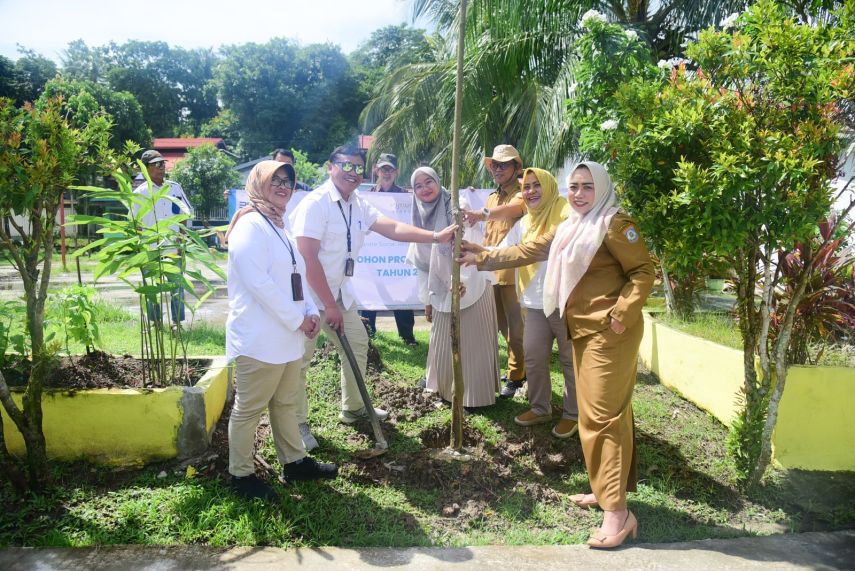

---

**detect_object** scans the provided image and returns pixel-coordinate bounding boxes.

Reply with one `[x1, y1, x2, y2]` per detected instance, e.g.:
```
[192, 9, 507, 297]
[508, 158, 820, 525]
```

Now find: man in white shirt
[292, 144, 455, 443]
[133, 150, 195, 323]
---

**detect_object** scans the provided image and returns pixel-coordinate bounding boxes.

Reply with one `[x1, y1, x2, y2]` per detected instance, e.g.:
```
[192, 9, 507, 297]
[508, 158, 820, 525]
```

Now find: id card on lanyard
[337, 201, 355, 276]
[254, 208, 304, 301]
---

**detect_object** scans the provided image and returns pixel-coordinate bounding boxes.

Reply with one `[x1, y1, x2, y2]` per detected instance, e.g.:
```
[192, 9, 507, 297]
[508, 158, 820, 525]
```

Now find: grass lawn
[1, 309, 854, 548]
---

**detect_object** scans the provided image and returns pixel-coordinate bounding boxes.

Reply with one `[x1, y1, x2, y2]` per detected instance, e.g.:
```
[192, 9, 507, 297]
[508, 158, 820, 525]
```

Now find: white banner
[229, 186, 494, 310]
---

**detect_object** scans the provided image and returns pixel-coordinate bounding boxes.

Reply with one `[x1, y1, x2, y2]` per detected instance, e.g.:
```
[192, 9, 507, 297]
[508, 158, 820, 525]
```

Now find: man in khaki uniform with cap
[464, 144, 527, 397]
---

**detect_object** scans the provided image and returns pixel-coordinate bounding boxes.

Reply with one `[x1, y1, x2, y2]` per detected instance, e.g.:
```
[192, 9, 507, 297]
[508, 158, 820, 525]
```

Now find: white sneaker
[298, 422, 318, 451]
[338, 407, 389, 424]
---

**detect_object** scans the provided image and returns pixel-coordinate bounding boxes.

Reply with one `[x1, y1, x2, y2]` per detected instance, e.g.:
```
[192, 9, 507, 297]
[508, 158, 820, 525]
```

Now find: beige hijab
[225, 161, 295, 240]
[543, 161, 620, 317]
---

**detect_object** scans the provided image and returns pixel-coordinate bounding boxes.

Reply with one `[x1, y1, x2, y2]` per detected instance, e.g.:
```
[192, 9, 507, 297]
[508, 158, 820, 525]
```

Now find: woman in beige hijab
[460, 161, 654, 549]
[225, 161, 337, 502]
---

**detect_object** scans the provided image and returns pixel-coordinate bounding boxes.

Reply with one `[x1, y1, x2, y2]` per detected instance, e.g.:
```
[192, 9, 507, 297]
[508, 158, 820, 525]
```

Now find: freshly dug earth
[1, 351, 206, 389]
[204, 349, 586, 518]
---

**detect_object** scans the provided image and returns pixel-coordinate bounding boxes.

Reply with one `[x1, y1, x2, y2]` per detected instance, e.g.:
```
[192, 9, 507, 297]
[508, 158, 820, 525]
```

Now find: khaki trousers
[494, 284, 526, 381]
[572, 318, 642, 510]
[297, 301, 369, 423]
[524, 308, 577, 419]
[229, 356, 305, 477]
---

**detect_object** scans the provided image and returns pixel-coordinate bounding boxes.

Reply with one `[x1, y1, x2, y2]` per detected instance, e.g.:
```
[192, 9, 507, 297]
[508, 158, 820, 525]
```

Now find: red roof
[152, 138, 225, 170]
[358, 135, 374, 150]
[153, 137, 224, 150]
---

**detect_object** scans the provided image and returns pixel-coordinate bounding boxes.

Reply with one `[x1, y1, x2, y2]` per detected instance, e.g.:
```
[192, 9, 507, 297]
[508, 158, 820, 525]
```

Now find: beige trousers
[229, 356, 305, 477]
[297, 301, 369, 424]
[494, 284, 526, 381]
[524, 308, 577, 419]
[572, 318, 642, 511]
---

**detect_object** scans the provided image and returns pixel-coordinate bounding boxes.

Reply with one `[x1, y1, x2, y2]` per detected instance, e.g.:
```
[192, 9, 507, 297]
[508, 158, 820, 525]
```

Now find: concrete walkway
[2, 530, 854, 570]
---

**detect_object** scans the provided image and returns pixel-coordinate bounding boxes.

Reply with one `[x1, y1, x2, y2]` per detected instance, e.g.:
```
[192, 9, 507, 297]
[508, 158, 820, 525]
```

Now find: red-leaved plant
[771, 215, 855, 365]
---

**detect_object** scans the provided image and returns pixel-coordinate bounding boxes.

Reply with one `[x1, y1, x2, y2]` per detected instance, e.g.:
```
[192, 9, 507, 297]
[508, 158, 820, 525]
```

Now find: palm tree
[363, 0, 747, 180]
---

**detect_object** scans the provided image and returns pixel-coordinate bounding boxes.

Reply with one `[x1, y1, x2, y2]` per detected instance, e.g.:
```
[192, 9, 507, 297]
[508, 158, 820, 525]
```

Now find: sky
[0, 0, 426, 62]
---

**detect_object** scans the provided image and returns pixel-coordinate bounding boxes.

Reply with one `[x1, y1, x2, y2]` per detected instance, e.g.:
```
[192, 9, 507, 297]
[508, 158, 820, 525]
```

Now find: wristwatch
[432, 231, 439, 243]
[481, 206, 490, 220]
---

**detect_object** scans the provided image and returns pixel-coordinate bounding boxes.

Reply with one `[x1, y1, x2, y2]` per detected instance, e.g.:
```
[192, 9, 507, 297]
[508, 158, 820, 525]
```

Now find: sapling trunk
[448, 0, 468, 451]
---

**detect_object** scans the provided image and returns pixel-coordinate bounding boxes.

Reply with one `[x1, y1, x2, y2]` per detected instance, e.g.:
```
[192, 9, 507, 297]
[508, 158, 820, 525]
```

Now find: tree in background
[61, 40, 218, 137]
[600, 0, 854, 485]
[365, 0, 747, 182]
[213, 39, 362, 162]
[0, 48, 59, 107]
[171, 143, 240, 223]
[350, 24, 434, 111]
[0, 97, 112, 491]
[38, 78, 152, 151]
[289, 148, 324, 189]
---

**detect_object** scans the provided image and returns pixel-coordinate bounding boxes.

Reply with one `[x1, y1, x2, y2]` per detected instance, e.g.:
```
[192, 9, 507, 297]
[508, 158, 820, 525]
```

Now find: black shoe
[416, 377, 427, 389]
[281, 456, 338, 483]
[499, 379, 525, 398]
[230, 474, 279, 502]
[403, 338, 418, 347]
[463, 406, 476, 417]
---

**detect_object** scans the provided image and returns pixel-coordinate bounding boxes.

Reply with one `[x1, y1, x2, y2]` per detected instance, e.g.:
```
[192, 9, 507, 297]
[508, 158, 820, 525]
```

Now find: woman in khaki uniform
[460, 161, 654, 548]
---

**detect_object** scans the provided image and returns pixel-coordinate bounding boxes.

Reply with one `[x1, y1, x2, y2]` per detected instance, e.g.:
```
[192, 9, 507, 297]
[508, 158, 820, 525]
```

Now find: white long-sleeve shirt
[497, 218, 547, 310]
[226, 211, 319, 364]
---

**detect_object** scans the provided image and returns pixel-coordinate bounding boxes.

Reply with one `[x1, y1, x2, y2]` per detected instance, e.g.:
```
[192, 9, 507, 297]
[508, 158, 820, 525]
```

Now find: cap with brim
[376, 153, 398, 169]
[141, 150, 166, 165]
[483, 144, 522, 169]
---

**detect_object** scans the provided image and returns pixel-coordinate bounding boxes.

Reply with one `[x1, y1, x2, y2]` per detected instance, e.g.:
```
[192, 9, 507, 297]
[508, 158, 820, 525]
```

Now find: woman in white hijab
[408, 166, 500, 411]
[460, 161, 654, 548]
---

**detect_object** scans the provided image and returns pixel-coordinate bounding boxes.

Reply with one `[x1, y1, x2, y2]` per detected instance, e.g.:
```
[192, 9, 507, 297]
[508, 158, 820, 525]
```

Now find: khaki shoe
[551, 418, 579, 439]
[514, 409, 553, 426]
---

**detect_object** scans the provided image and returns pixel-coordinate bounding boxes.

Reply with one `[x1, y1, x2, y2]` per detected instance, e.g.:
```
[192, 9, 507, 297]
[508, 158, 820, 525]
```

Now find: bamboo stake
[449, 0, 468, 451]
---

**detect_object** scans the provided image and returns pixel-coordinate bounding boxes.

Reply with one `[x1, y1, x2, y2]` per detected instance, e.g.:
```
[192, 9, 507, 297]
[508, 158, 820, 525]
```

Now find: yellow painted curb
[1, 356, 231, 466]
[639, 313, 855, 471]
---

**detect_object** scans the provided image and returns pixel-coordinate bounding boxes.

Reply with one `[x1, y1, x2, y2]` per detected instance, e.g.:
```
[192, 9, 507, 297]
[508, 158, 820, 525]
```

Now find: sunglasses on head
[334, 161, 365, 175]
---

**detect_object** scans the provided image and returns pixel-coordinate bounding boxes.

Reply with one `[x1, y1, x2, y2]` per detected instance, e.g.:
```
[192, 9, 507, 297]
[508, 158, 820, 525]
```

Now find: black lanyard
[336, 201, 353, 255]
[254, 207, 297, 272]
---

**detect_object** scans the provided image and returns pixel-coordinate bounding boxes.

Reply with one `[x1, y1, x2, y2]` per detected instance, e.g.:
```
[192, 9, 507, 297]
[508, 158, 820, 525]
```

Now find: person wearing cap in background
[462, 144, 527, 398]
[359, 153, 418, 346]
[133, 149, 195, 323]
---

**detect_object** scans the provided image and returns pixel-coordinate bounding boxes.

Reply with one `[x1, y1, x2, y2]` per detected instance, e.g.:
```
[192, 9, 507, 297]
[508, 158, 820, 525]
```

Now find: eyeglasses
[271, 176, 295, 189]
[378, 165, 396, 173]
[334, 161, 365, 175]
[149, 162, 166, 169]
[490, 160, 515, 172]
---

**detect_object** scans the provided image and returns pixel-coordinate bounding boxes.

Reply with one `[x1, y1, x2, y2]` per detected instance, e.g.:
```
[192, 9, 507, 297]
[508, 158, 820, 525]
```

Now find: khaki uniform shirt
[475, 212, 654, 338]
[484, 181, 525, 285]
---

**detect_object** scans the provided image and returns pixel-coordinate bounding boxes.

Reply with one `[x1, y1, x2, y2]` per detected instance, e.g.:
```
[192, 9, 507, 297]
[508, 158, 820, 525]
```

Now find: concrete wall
[1, 356, 231, 466]
[638, 314, 855, 471]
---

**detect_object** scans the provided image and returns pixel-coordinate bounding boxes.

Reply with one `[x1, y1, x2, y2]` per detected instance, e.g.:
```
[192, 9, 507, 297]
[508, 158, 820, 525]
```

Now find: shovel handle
[334, 329, 388, 450]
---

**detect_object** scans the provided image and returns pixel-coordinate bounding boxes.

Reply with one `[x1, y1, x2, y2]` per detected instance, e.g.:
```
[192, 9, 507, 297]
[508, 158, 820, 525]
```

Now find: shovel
[334, 328, 389, 456]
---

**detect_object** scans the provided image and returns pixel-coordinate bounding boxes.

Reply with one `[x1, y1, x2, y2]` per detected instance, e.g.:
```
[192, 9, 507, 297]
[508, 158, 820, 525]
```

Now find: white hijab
[543, 161, 620, 317]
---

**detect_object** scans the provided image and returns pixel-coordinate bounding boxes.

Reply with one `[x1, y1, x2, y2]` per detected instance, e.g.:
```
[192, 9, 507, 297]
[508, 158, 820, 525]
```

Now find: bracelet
[432, 231, 439, 243]
[481, 206, 491, 220]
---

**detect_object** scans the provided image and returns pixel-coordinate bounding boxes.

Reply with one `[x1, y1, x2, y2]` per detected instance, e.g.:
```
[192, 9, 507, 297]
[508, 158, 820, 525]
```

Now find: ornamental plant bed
[0, 354, 229, 466]
[1, 351, 207, 390]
